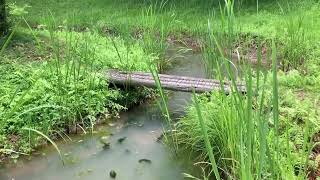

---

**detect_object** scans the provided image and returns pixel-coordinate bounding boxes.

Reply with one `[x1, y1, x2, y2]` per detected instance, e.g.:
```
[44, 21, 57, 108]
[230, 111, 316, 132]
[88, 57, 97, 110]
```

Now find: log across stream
[107, 70, 246, 94]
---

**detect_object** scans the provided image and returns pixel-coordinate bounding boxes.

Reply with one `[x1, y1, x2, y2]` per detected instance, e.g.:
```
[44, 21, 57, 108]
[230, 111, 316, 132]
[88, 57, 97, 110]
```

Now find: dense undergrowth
[0, 26, 157, 160]
[1, 0, 320, 179]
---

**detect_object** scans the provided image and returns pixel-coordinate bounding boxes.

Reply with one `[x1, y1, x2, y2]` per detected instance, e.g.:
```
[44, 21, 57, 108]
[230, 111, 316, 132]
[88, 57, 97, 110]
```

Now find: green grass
[8, 0, 320, 38]
[8, 0, 320, 74]
[175, 40, 318, 179]
[192, 91, 221, 180]
[173, 1, 319, 179]
[0, 23, 156, 159]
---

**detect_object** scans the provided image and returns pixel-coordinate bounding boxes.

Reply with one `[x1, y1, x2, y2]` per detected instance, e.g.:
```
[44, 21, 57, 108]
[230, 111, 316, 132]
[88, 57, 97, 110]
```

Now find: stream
[0, 46, 206, 180]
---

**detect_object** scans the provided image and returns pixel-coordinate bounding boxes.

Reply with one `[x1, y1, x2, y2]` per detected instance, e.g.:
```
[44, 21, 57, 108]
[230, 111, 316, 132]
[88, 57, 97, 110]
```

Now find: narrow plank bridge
[107, 70, 246, 94]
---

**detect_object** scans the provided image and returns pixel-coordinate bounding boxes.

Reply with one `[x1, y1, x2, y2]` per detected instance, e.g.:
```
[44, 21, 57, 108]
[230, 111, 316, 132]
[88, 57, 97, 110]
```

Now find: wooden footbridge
[107, 70, 246, 94]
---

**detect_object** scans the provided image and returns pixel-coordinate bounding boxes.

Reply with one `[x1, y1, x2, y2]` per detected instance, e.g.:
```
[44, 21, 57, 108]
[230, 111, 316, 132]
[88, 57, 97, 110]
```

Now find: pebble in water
[109, 170, 117, 178]
[138, 159, 152, 164]
[102, 142, 111, 150]
[117, 137, 127, 143]
[99, 136, 111, 150]
[125, 149, 130, 153]
[156, 133, 164, 142]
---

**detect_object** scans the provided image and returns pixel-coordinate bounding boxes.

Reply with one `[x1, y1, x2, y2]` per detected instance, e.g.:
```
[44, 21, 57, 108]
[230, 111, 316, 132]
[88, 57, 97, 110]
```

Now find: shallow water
[0, 47, 206, 180]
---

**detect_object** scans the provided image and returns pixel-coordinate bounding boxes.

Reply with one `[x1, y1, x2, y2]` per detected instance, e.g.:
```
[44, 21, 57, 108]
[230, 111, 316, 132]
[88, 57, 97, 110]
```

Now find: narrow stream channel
[0, 46, 206, 180]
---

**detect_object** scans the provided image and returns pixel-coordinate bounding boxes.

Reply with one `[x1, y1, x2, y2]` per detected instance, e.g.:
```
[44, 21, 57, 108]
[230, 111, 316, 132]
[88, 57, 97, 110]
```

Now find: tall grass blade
[0, 23, 19, 57]
[192, 90, 221, 180]
[22, 127, 65, 165]
[149, 64, 179, 151]
[272, 40, 279, 155]
[270, 39, 280, 178]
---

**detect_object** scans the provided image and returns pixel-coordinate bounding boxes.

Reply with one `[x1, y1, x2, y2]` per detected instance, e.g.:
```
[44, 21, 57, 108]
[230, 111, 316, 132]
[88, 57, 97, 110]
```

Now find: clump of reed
[152, 0, 315, 179]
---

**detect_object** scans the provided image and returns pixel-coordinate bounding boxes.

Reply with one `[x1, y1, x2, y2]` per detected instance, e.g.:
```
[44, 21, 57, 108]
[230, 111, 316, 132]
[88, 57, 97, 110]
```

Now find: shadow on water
[0, 46, 206, 180]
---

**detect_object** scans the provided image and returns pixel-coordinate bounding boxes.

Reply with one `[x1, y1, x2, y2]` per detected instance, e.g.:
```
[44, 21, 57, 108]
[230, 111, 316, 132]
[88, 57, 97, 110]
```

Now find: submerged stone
[102, 142, 111, 150]
[99, 136, 111, 149]
[117, 137, 127, 143]
[100, 136, 109, 142]
[109, 170, 117, 178]
[138, 159, 152, 164]
[156, 134, 164, 142]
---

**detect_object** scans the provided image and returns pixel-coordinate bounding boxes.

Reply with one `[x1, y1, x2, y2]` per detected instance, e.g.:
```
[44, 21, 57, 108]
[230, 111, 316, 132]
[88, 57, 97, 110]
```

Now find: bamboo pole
[106, 70, 246, 94]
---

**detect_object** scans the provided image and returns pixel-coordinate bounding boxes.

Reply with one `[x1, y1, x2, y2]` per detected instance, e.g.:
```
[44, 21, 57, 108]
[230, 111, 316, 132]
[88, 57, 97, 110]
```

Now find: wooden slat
[106, 70, 246, 94]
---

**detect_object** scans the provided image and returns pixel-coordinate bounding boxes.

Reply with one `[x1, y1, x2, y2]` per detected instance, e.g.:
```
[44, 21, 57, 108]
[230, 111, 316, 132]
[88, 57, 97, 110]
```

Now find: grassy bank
[169, 0, 320, 179]
[9, 0, 320, 40]
[0, 24, 158, 160]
